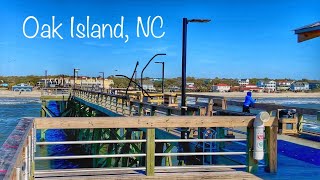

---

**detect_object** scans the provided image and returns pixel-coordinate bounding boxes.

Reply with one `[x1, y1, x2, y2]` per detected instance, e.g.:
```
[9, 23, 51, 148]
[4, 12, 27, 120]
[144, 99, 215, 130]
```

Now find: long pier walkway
[1, 88, 319, 179]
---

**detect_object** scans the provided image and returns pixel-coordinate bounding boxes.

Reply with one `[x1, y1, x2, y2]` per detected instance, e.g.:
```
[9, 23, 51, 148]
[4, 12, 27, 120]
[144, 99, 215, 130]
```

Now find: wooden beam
[33, 116, 276, 129]
[297, 30, 320, 42]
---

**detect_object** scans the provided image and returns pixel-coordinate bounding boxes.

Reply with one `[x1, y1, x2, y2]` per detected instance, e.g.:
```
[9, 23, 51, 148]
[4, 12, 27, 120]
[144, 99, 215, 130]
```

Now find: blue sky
[0, 0, 319, 79]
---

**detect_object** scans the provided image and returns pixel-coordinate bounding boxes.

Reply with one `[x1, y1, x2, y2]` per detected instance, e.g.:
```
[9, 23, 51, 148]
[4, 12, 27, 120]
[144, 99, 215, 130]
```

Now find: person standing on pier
[243, 91, 256, 113]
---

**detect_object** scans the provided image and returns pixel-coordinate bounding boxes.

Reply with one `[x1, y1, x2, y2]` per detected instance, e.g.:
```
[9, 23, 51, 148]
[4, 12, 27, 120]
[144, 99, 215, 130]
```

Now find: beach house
[264, 80, 277, 92]
[290, 82, 309, 91]
[277, 80, 292, 91]
[307, 81, 320, 90]
[186, 82, 196, 90]
[256, 80, 277, 92]
[12, 83, 33, 92]
[240, 84, 263, 92]
[140, 80, 156, 92]
[212, 83, 231, 92]
[237, 79, 249, 86]
[256, 80, 265, 88]
[0, 83, 9, 90]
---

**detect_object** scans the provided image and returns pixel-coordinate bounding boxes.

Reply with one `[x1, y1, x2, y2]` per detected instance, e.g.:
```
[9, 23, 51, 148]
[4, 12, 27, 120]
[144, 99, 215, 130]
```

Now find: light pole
[44, 70, 47, 88]
[180, 18, 211, 164]
[134, 70, 138, 90]
[141, 53, 166, 95]
[155, 61, 165, 93]
[99, 72, 105, 92]
[181, 18, 211, 116]
[73, 68, 80, 89]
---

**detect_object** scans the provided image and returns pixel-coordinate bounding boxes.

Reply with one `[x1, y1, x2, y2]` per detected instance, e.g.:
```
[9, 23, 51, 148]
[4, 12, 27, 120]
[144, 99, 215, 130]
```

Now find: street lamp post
[134, 70, 138, 90]
[45, 70, 47, 88]
[181, 18, 211, 116]
[140, 53, 166, 95]
[73, 68, 80, 89]
[155, 61, 165, 93]
[99, 72, 105, 92]
[180, 18, 211, 164]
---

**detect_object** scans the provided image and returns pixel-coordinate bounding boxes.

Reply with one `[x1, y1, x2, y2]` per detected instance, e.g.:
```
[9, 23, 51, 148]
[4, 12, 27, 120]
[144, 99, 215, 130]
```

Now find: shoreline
[188, 92, 320, 98]
[0, 90, 319, 99]
[0, 90, 41, 98]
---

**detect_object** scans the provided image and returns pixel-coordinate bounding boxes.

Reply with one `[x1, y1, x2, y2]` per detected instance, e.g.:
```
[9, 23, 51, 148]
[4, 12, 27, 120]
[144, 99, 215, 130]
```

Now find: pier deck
[35, 167, 259, 179]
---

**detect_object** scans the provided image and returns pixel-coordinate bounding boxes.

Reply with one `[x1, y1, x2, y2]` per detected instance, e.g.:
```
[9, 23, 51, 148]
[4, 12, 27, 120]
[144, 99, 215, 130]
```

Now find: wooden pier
[1, 88, 319, 180]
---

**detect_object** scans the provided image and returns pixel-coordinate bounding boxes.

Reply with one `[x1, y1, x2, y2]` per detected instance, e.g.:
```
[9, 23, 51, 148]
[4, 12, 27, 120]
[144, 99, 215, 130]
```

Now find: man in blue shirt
[243, 91, 256, 113]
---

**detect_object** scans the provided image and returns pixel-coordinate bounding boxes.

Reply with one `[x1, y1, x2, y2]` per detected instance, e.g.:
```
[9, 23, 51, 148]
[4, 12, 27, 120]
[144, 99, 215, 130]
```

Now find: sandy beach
[188, 92, 320, 98]
[0, 90, 41, 98]
[0, 90, 319, 99]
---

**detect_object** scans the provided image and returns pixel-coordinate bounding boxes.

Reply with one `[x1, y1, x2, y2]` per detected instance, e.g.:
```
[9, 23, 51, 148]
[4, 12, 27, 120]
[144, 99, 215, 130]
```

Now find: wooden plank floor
[35, 167, 260, 179]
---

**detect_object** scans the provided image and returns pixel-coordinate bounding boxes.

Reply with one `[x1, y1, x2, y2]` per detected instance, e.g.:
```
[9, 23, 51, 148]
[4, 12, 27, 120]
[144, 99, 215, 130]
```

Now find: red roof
[216, 83, 230, 86]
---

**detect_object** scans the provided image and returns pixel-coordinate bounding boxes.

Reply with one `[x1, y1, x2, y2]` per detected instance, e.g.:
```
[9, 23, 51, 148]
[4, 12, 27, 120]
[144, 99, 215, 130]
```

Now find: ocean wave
[0, 98, 41, 105]
[258, 99, 320, 105]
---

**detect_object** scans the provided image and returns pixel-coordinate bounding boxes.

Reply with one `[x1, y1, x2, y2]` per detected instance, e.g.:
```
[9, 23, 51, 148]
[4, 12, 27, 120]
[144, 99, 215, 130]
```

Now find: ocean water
[227, 97, 320, 134]
[0, 98, 41, 147]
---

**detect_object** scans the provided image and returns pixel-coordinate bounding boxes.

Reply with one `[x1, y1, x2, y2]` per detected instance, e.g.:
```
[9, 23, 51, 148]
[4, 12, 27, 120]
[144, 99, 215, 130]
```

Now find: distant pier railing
[73, 89, 319, 136]
[41, 88, 71, 96]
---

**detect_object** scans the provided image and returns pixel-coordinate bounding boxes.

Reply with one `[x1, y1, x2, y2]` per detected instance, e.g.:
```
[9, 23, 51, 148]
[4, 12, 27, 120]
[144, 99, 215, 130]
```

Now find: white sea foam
[257, 99, 320, 105]
[0, 98, 41, 105]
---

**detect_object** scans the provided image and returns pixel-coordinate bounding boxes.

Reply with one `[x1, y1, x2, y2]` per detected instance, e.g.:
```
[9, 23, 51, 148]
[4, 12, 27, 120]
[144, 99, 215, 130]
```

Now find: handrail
[34, 116, 274, 129]
[41, 87, 71, 96]
[1, 114, 278, 179]
[0, 118, 35, 180]
[32, 114, 276, 176]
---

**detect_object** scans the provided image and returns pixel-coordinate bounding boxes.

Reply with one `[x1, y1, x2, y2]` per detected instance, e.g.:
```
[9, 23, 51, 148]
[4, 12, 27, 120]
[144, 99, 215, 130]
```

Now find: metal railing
[41, 88, 71, 96]
[0, 114, 278, 179]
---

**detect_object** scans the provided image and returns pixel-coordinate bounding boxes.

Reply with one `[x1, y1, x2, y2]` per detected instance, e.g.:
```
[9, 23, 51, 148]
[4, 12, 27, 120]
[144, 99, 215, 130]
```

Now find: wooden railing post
[265, 118, 278, 173]
[146, 128, 155, 176]
[138, 103, 143, 116]
[221, 98, 227, 110]
[129, 101, 134, 116]
[297, 114, 303, 133]
[246, 126, 258, 173]
[115, 97, 119, 112]
[151, 106, 156, 116]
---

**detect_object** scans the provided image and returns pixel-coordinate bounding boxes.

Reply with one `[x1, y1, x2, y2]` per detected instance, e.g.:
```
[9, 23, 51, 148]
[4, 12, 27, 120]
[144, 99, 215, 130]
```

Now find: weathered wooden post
[146, 128, 155, 176]
[297, 114, 303, 133]
[221, 98, 227, 110]
[138, 102, 143, 116]
[265, 117, 278, 173]
[246, 126, 258, 173]
[207, 98, 213, 116]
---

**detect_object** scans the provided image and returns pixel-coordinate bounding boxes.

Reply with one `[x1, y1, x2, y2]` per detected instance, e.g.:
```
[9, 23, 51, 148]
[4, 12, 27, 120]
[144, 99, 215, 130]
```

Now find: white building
[277, 81, 292, 91]
[186, 82, 196, 90]
[264, 80, 276, 92]
[238, 79, 249, 86]
[256, 80, 277, 92]
[212, 84, 231, 92]
[140, 80, 156, 92]
[290, 82, 309, 91]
